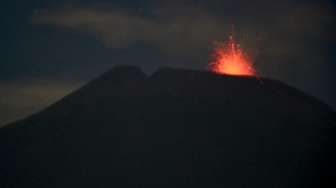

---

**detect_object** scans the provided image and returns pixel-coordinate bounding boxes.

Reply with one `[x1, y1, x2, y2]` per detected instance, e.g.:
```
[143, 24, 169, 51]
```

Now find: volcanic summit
[1, 66, 335, 188]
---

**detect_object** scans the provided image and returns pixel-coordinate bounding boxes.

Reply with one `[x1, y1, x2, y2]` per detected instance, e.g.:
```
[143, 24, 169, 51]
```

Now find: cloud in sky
[32, 5, 237, 56]
[32, 2, 335, 61]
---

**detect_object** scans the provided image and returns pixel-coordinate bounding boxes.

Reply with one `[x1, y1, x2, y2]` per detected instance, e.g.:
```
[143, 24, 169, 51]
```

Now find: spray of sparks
[210, 36, 256, 76]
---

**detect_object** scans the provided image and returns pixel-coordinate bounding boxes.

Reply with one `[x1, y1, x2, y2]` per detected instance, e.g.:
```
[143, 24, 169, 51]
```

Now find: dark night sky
[1, 0, 335, 126]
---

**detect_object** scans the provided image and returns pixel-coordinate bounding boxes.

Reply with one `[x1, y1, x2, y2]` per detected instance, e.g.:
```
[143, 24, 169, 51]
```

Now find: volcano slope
[0, 66, 335, 188]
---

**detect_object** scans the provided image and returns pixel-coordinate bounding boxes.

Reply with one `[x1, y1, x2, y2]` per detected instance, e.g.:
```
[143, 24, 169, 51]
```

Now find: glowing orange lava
[210, 36, 256, 76]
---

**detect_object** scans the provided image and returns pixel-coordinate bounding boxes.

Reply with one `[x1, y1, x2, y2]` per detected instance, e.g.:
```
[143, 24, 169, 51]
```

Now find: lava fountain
[210, 36, 256, 76]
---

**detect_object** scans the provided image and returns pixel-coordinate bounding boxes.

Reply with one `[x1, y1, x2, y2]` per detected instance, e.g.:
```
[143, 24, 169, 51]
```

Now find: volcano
[0, 66, 335, 188]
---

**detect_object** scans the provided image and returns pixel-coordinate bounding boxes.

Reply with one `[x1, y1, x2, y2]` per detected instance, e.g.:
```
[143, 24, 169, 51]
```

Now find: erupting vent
[210, 36, 256, 76]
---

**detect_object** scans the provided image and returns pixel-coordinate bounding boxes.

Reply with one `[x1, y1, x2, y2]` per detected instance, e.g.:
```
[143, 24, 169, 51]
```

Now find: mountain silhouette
[1, 66, 335, 188]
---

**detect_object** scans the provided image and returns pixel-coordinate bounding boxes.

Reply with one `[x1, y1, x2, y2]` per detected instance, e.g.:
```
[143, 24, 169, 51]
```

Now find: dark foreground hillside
[1, 66, 335, 188]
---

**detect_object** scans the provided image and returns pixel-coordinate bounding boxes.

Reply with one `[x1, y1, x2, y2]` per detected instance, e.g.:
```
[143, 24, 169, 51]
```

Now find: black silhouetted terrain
[1, 66, 335, 188]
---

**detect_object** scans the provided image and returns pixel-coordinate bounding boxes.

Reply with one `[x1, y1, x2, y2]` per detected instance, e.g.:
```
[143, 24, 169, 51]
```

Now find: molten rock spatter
[210, 36, 256, 76]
